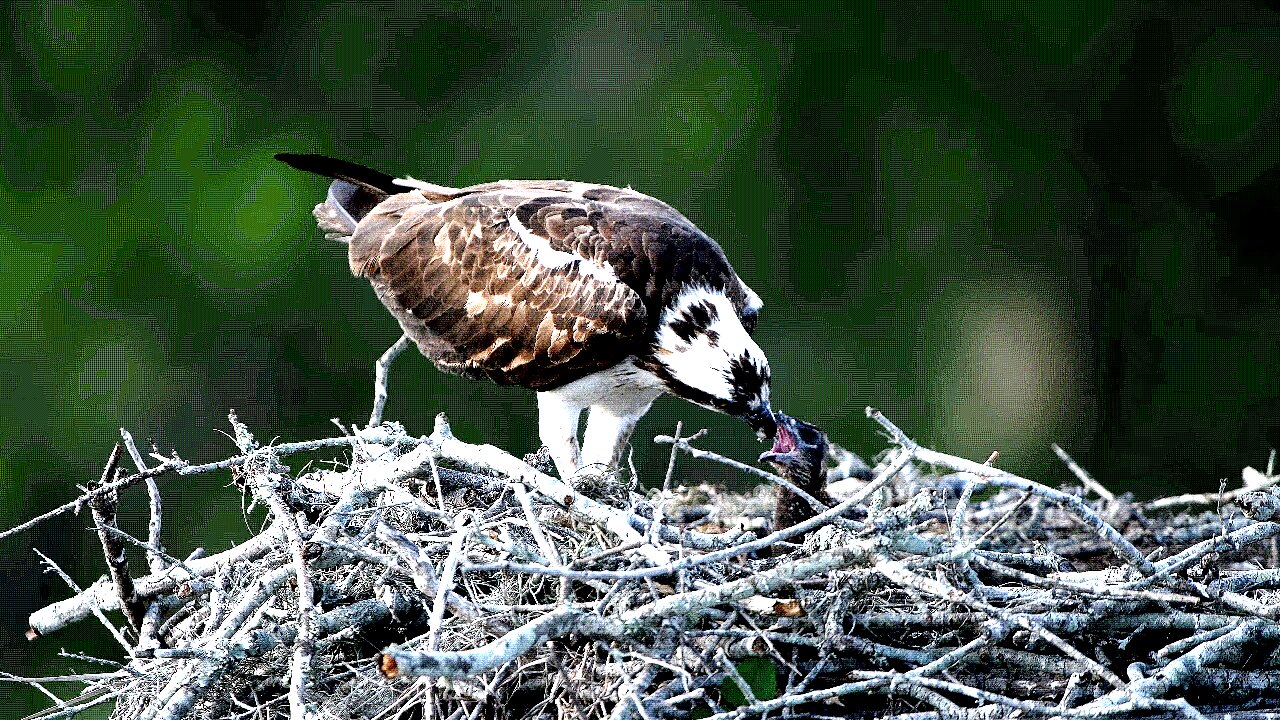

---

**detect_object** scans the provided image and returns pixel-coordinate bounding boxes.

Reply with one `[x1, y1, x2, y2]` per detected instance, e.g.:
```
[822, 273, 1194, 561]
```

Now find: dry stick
[734, 610, 801, 678]
[1052, 443, 1117, 503]
[423, 442, 449, 514]
[369, 333, 412, 428]
[1, 429, 422, 545]
[970, 555, 1200, 604]
[960, 474, 1153, 575]
[0, 668, 66, 712]
[234, 415, 319, 720]
[378, 537, 882, 681]
[29, 523, 287, 637]
[1210, 567, 1280, 593]
[30, 548, 133, 651]
[136, 450, 405, 720]
[16, 686, 130, 720]
[701, 675, 889, 720]
[951, 475, 983, 589]
[377, 607, 604, 679]
[874, 557, 1127, 691]
[1144, 469, 1280, 511]
[255, 475, 317, 720]
[648, 422, 688, 548]
[139, 655, 224, 720]
[462, 448, 916, 583]
[714, 648, 758, 705]
[428, 514, 472, 653]
[0, 461, 172, 545]
[617, 539, 877, 629]
[90, 524, 197, 579]
[2, 666, 140, 720]
[867, 407, 1157, 577]
[902, 673, 1203, 719]
[139, 564, 299, 720]
[1153, 624, 1236, 664]
[86, 443, 145, 633]
[122, 428, 167, 652]
[32, 435, 417, 637]
[1128, 521, 1280, 590]
[121, 429, 166, 574]
[1088, 618, 1280, 711]
[608, 646, 661, 720]
[653, 434, 865, 531]
[570, 540, 646, 569]
[904, 632, 994, 679]
[513, 482, 568, 599]
[26, 426, 512, 712]
[427, 413, 672, 565]
[375, 524, 485, 623]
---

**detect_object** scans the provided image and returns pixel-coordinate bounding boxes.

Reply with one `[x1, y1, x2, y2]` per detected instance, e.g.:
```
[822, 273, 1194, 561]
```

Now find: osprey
[278, 154, 776, 479]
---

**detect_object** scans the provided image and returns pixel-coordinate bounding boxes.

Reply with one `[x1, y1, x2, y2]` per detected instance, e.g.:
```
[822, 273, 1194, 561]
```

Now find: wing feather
[349, 191, 648, 389]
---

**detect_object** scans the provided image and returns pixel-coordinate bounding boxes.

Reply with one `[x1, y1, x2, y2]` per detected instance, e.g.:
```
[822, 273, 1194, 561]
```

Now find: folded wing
[348, 190, 649, 390]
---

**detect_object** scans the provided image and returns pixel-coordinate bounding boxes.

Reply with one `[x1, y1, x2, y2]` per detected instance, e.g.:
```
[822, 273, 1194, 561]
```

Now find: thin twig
[1052, 443, 1116, 503]
[369, 334, 412, 428]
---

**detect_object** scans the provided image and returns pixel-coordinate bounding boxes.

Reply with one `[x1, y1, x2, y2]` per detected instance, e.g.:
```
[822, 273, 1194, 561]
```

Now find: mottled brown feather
[328, 169, 765, 392]
[348, 188, 658, 389]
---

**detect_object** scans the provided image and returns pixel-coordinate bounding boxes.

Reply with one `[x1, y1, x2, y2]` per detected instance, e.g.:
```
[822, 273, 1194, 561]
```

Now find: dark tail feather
[275, 153, 404, 195]
[276, 153, 409, 230]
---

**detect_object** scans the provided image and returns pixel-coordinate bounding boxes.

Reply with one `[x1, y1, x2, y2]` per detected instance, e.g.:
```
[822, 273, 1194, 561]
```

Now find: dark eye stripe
[724, 353, 769, 404]
[667, 300, 720, 344]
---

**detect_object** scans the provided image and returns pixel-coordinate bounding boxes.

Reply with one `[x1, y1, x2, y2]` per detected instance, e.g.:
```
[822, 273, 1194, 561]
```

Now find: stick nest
[16, 409, 1280, 720]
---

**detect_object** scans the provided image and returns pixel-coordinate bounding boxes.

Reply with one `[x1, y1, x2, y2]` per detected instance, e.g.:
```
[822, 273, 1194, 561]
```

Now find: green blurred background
[2, 0, 1278, 711]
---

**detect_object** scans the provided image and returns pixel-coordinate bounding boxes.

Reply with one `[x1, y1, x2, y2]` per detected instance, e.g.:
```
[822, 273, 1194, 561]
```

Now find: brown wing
[470, 181, 754, 322]
[348, 190, 649, 390]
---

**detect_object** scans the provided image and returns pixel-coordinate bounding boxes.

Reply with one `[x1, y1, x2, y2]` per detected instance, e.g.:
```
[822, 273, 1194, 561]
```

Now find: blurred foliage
[719, 657, 778, 707]
[2, 0, 1278, 710]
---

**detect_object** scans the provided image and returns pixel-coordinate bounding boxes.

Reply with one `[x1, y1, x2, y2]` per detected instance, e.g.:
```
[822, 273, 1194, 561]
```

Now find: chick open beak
[758, 413, 796, 464]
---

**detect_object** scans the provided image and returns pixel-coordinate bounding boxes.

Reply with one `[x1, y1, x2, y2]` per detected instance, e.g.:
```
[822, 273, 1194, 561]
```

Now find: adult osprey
[278, 154, 775, 479]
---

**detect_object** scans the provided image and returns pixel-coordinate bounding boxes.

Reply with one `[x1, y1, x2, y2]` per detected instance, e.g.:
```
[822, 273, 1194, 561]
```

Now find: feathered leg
[537, 391, 584, 479]
[580, 389, 662, 472]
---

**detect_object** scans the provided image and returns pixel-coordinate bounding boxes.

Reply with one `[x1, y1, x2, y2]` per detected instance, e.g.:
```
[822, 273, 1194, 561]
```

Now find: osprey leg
[580, 390, 662, 472]
[537, 391, 584, 479]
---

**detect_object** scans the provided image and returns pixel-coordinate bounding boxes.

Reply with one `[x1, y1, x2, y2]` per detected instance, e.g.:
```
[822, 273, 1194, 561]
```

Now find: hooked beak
[740, 404, 777, 441]
[758, 412, 796, 464]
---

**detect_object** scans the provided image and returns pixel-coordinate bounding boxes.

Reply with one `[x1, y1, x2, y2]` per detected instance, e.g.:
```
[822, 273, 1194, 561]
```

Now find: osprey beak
[741, 404, 776, 441]
[759, 414, 795, 462]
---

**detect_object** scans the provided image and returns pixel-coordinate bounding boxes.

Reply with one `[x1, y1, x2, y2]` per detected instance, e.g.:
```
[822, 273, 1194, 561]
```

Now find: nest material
[16, 409, 1280, 720]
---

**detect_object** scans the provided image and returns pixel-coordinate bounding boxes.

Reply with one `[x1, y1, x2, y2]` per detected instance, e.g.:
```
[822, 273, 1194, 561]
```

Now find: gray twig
[369, 334, 412, 428]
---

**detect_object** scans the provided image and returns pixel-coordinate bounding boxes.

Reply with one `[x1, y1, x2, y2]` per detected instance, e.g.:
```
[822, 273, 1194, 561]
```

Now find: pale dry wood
[10, 407, 1280, 720]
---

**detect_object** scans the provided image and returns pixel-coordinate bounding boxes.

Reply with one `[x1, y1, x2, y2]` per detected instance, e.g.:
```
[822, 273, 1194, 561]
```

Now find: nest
[14, 408, 1280, 720]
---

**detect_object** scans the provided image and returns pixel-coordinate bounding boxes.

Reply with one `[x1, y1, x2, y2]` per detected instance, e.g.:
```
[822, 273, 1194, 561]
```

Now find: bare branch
[15, 407, 1280, 720]
[369, 333, 412, 428]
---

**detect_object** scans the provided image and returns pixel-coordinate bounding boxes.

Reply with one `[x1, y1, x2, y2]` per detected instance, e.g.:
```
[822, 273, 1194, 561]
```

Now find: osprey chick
[278, 154, 775, 479]
[759, 412, 832, 533]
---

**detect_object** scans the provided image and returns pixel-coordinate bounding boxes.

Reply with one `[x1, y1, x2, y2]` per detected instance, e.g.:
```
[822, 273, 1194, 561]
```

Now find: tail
[276, 153, 407, 240]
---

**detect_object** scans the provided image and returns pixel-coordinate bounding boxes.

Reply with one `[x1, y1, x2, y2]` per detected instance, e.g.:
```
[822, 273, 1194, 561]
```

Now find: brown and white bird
[278, 154, 776, 479]
[759, 412, 832, 532]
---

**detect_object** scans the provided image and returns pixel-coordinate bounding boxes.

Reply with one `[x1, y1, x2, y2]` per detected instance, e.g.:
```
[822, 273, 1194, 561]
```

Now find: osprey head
[649, 285, 775, 439]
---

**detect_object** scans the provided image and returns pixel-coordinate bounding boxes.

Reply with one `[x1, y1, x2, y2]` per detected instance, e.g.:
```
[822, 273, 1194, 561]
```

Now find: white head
[647, 284, 775, 438]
